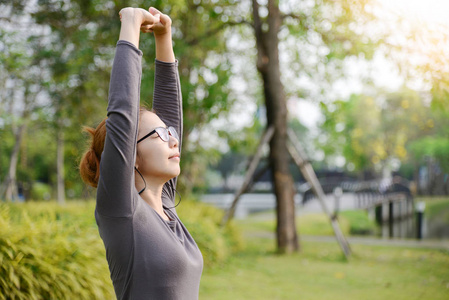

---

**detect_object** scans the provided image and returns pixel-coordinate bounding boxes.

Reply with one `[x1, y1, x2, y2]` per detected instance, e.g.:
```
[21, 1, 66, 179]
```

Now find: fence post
[416, 201, 426, 240]
[389, 201, 394, 238]
[333, 187, 343, 218]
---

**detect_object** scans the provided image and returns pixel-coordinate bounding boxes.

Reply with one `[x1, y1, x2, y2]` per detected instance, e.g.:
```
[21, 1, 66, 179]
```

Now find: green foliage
[177, 198, 244, 267]
[1, 0, 243, 197]
[420, 197, 449, 222]
[339, 210, 377, 235]
[0, 0, 394, 199]
[0, 199, 243, 299]
[319, 88, 436, 173]
[409, 137, 449, 173]
[280, 0, 381, 100]
[0, 201, 113, 299]
[158, 0, 238, 194]
[29, 182, 52, 201]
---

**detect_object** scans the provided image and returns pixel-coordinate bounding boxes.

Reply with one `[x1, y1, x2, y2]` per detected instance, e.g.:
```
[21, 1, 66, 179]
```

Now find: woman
[79, 7, 203, 299]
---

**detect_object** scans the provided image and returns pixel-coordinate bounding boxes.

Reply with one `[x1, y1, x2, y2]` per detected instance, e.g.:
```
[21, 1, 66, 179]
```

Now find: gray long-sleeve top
[95, 40, 203, 300]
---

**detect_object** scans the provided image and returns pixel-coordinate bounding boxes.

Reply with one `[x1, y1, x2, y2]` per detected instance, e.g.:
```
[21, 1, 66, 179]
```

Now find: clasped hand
[119, 7, 172, 36]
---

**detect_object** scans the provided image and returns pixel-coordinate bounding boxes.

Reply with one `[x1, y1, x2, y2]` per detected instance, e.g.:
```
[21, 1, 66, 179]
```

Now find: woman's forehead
[140, 111, 165, 130]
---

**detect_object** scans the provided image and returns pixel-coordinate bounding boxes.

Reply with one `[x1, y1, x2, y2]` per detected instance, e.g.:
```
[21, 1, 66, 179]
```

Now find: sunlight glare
[378, 0, 449, 26]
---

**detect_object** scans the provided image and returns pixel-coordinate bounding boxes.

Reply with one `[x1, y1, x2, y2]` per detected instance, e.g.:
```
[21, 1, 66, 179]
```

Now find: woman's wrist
[120, 8, 142, 26]
[118, 8, 143, 48]
[155, 33, 175, 62]
[153, 21, 174, 62]
[154, 30, 172, 44]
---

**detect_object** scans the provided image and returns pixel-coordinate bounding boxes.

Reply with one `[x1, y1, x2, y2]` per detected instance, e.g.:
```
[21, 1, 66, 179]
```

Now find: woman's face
[136, 111, 180, 182]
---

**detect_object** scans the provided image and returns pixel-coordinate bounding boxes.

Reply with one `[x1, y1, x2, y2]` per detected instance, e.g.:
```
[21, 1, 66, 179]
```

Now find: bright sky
[365, 0, 449, 92]
[378, 0, 449, 26]
[296, 0, 449, 133]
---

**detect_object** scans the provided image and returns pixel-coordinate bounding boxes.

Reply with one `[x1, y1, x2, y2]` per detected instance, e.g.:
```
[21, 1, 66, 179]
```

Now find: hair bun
[80, 148, 100, 188]
[79, 118, 107, 188]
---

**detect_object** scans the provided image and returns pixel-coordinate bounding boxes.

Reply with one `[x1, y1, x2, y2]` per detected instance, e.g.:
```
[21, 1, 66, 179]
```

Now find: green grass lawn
[234, 209, 374, 237]
[200, 209, 449, 300]
[421, 197, 449, 223]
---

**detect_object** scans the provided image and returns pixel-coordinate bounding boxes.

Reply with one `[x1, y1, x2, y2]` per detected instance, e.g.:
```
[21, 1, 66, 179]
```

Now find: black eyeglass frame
[137, 126, 179, 144]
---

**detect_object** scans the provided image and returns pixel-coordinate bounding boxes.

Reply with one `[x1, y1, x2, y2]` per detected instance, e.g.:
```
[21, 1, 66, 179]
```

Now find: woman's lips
[169, 153, 180, 161]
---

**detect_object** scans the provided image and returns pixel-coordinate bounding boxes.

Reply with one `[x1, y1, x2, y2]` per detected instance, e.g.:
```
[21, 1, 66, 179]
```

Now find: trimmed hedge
[340, 210, 378, 235]
[177, 199, 244, 267]
[0, 202, 113, 299]
[0, 200, 242, 299]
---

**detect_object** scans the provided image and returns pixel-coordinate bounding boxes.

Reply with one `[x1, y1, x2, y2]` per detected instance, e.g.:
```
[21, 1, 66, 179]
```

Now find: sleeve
[152, 59, 183, 208]
[96, 40, 142, 218]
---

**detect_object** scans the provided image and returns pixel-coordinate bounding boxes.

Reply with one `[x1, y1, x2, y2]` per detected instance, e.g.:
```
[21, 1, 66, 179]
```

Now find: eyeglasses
[137, 126, 179, 144]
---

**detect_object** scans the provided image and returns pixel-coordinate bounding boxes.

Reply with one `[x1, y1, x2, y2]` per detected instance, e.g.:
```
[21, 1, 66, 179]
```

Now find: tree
[319, 88, 435, 177]
[250, 0, 298, 253]
[0, 13, 47, 201]
[243, 0, 379, 253]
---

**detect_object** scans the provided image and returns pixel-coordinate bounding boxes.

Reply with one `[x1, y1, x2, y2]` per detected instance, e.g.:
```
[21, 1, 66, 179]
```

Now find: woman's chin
[167, 167, 181, 180]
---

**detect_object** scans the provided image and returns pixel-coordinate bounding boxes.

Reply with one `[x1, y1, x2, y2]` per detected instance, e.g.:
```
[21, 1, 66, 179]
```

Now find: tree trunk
[1, 123, 27, 201]
[1, 86, 31, 202]
[252, 0, 299, 253]
[57, 122, 65, 205]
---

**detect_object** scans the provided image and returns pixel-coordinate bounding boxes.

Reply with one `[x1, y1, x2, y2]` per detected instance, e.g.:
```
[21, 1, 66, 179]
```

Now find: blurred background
[1, 0, 449, 299]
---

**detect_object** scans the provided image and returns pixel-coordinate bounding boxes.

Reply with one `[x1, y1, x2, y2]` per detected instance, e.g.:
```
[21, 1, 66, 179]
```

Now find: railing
[301, 178, 415, 239]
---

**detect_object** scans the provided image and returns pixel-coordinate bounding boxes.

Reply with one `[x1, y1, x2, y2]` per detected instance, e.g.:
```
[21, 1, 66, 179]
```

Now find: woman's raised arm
[148, 7, 175, 63]
[96, 8, 159, 217]
[148, 8, 182, 206]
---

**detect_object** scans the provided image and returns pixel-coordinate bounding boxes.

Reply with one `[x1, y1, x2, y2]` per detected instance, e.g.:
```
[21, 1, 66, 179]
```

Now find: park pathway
[245, 231, 449, 251]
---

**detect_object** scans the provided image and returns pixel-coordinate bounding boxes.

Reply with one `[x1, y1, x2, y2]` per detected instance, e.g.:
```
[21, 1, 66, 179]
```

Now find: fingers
[149, 7, 171, 25]
[140, 25, 154, 33]
[118, 8, 160, 27]
[142, 10, 160, 25]
[148, 7, 161, 16]
[131, 8, 159, 26]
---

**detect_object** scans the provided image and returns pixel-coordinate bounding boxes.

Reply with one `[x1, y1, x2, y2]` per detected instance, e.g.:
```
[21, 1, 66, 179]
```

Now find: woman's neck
[138, 183, 169, 221]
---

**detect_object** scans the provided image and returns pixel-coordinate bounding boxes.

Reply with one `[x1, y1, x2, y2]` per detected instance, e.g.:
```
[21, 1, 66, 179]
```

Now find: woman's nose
[169, 135, 179, 148]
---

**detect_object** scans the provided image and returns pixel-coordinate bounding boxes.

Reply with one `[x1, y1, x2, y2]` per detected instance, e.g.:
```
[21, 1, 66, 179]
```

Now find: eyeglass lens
[155, 127, 178, 142]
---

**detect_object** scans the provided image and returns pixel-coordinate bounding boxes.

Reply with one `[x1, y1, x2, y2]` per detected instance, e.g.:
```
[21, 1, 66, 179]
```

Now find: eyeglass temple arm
[137, 129, 156, 144]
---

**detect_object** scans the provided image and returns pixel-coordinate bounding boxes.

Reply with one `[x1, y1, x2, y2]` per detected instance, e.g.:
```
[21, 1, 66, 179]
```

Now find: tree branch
[252, 0, 269, 72]
[281, 12, 310, 31]
[186, 19, 252, 46]
[281, 13, 301, 20]
[267, 0, 281, 39]
[252, 0, 263, 42]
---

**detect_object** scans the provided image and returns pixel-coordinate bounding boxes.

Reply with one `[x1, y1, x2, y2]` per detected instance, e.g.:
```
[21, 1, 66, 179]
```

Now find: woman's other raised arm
[148, 8, 182, 205]
[146, 7, 175, 63]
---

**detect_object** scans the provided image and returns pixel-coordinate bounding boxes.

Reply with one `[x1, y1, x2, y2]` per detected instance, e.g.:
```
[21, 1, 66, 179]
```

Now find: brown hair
[79, 118, 107, 188]
[79, 106, 150, 188]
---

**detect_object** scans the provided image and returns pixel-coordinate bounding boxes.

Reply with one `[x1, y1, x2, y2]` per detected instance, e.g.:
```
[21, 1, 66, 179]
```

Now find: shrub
[0, 199, 242, 299]
[0, 201, 113, 300]
[29, 182, 52, 201]
[340, 210, 378, 235]
[176, 198, 244, 267]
